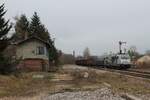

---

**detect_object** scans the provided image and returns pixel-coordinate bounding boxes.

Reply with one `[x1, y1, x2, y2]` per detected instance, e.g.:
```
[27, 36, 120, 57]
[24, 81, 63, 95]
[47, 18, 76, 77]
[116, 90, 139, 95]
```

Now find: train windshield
[121, 55, 130, 59]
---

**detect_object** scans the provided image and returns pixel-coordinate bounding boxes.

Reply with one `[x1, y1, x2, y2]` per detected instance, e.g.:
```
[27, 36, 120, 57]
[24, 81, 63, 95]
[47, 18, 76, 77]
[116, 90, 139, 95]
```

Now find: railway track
[127, 69, 150, 75]
[89, 66, 150, 80]
[106, 69, 150, 79]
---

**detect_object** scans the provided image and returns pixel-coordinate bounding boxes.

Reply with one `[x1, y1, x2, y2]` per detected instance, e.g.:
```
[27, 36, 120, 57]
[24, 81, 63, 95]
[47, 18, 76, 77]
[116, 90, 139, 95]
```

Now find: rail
[87, 66, 150, 80]
[107, 69, 150, 79]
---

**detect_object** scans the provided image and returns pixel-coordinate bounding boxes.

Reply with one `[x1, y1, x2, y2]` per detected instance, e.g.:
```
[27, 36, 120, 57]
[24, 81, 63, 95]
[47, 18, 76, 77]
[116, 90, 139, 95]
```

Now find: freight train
[76, 41, 132, 69]
[75, 57, 104, 66]
[75, 53, 132, 70]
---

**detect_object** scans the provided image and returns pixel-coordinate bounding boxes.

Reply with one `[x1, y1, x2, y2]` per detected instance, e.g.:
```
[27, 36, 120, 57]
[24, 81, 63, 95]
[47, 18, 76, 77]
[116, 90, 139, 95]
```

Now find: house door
[41, 61, 48, 71]
[41, 61, 45, 71]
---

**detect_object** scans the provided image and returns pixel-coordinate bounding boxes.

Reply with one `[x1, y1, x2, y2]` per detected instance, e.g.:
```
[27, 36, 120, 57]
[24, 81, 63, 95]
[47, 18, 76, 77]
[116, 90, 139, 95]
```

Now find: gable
[16, 39, 49, 60]
[17, 36, 51, 48]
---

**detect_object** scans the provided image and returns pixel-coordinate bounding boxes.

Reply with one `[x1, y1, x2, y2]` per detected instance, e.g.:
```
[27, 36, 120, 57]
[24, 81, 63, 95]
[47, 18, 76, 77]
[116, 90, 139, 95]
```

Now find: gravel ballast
[45, 88, 125, 100]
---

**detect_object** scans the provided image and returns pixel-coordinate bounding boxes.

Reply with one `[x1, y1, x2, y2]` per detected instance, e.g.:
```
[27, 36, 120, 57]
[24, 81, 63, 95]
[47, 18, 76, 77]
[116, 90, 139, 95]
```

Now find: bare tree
[83, 47, 90, 59]
[145, 50, 150, 55]
[128, 46, 140, 60]
[129, 46, 137, 52]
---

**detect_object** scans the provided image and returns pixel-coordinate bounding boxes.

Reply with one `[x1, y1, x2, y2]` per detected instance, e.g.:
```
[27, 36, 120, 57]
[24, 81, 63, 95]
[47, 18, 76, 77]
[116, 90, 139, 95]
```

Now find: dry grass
[71, 70, 99, 83]
[0, 65, 150, 99]
[96, 73, 150, 95]
[65, 68, 150, 95]
[0, 72, 53, 98]
[0, 93, 47, 100]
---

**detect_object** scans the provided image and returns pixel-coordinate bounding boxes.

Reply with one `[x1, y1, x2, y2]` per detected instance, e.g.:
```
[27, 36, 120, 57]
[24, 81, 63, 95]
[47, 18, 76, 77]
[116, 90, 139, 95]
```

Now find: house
[5, 36, 51, 71]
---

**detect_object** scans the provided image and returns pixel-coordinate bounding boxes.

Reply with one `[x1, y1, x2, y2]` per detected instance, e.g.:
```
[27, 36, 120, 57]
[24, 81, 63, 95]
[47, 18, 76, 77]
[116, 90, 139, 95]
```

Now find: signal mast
[119, 41, 126, 54]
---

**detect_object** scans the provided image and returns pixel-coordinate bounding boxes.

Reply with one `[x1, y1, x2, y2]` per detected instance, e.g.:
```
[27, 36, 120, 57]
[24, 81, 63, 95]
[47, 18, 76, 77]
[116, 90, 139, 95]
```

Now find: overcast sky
[1, 0, 150, 56]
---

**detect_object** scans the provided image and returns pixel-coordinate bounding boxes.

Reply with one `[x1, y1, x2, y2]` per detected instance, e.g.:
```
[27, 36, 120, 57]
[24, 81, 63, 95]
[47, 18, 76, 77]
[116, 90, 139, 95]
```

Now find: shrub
[0, 53, 18, 75]
[71, 69, 99, 83]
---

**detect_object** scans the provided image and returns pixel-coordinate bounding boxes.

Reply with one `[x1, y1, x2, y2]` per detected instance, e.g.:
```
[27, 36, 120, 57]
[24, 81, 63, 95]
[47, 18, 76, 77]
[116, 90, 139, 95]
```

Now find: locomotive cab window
[121, 55, 130, 59]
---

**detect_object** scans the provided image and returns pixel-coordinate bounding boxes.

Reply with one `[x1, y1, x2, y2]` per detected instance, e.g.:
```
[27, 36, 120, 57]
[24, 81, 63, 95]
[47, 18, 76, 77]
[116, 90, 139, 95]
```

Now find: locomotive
[103, 53, 131, 69]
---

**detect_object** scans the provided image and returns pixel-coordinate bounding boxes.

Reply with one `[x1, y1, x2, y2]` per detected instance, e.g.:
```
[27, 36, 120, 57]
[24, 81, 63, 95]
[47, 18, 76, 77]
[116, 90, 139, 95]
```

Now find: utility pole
[73, 50, 75, 57]
[119, 41, 126, 54]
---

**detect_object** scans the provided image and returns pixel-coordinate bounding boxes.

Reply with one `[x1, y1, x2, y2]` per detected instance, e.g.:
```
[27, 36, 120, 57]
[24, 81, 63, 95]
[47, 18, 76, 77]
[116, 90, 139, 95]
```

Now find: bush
[71, 69, 99, 83]
[0, 53, 18, 75]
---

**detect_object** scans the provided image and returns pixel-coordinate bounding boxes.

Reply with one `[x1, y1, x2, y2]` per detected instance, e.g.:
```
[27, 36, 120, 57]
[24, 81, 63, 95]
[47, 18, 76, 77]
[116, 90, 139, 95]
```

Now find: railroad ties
[108, 69, 150, 80]
[81, 65, 150, 80]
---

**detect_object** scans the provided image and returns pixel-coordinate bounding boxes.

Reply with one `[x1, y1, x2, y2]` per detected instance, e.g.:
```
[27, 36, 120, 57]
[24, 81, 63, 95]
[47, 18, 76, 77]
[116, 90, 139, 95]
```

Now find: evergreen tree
[30, 12, 51, 41]
[0, 4, 14, 74]
[0, 4, 11, 52]
[49, 42, 58, 61]
[30, 12, 41, 36]
[14, 14, 29, 40]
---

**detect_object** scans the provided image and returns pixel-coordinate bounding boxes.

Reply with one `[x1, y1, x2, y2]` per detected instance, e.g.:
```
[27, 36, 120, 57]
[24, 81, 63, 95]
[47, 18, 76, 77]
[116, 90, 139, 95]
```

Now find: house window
[37, 46, 45, 55]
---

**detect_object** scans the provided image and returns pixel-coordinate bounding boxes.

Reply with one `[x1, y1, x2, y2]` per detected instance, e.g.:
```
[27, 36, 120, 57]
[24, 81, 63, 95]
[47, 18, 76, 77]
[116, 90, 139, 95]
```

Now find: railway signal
[119, 41, 126, 54]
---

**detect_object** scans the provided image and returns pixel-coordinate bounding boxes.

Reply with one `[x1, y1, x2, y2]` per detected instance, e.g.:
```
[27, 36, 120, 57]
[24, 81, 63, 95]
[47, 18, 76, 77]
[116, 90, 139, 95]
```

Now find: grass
[97, 72, 150, 95]
[66, 69, 150, 95]
[0, 72, 53, 97]
[0, 66, 150, 99]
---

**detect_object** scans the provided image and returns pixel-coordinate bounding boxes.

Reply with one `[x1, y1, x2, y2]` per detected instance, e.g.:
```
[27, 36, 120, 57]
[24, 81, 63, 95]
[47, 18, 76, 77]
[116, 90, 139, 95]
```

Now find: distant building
[4, 36, 51, 71]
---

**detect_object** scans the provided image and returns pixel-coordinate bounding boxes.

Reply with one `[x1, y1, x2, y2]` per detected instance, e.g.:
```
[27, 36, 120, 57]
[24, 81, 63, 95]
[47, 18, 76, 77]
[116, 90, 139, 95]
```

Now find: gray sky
[1, 0, 150, 56]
